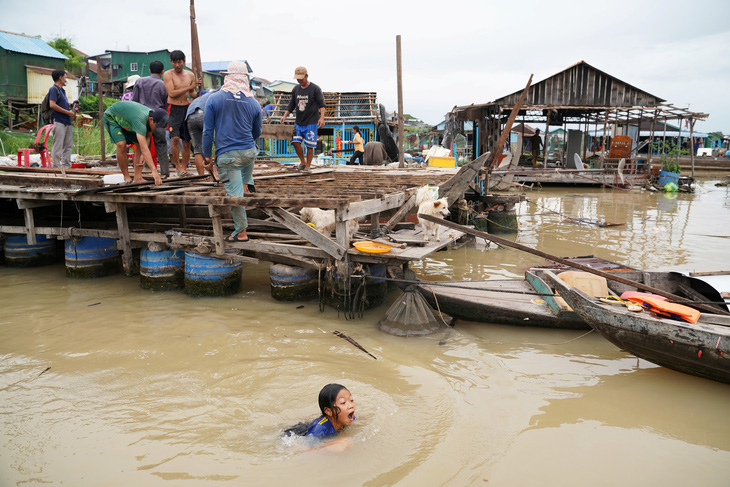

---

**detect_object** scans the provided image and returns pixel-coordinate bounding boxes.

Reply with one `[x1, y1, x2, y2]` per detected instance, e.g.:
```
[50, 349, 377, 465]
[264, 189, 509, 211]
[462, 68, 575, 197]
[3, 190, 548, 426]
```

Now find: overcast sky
[5, 0, 729, 132]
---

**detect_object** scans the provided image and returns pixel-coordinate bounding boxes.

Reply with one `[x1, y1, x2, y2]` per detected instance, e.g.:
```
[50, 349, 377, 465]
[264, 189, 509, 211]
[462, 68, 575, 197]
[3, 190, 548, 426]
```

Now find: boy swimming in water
[306, 383, 356, 437]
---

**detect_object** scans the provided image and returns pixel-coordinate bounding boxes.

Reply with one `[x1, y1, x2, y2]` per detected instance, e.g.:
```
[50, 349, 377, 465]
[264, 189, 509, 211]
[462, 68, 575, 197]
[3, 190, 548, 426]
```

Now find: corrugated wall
[26, 69, 78, 104]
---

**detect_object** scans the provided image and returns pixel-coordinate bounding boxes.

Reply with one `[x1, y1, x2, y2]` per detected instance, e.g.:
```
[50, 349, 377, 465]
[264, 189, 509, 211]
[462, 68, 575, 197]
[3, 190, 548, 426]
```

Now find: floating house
[453, 61, 709, 183]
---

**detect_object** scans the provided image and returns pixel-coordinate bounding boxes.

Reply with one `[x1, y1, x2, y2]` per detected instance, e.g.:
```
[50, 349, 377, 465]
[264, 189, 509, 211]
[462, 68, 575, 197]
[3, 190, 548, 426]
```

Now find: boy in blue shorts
[279, 66, 325, 172]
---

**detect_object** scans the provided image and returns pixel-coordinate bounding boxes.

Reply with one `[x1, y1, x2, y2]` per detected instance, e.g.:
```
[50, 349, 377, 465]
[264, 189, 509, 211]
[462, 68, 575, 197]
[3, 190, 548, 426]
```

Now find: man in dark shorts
[132, 60, 170, 177]
[279, 66, 325, 172]
[163, 50, 199, 177]
[531, 128, 543, 168]
[103, 101, 166, 186]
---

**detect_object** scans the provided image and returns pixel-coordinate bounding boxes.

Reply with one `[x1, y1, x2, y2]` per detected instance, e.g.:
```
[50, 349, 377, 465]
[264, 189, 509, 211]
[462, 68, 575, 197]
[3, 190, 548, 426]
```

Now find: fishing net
[378, 286, 449, 337]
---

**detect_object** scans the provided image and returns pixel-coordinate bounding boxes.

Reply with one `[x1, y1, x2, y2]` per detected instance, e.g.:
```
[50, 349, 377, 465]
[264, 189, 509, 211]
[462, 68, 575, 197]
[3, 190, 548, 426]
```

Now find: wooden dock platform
[0, 160, 481, 276]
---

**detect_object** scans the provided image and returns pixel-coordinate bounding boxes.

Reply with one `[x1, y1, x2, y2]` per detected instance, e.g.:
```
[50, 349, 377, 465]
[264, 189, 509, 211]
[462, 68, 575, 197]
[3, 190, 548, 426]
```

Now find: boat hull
[546, 271, 730, 384]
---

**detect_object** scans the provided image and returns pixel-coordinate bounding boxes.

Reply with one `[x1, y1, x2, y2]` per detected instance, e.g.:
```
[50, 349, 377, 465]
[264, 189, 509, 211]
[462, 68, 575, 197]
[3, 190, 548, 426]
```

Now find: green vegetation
[47, 37, 85, 76]
[78, 95, 119, 115]
[658, 140, 685, 174]
[1, 122, 115, 158]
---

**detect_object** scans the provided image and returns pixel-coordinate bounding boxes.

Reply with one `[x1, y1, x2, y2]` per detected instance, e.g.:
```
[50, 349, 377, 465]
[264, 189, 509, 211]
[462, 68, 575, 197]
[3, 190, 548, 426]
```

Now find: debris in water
[39, 367, 51, 376]
[88, 302, 101, 307]
[332, 330, 377, 360]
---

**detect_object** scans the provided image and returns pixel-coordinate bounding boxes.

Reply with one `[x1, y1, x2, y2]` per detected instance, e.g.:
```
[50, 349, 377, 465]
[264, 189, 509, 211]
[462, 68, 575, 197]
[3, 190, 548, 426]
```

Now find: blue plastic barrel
[269, 263, 319, 301]
[0, 238, 4, 265]
[364, 264, 388, 308]
[4, 234, 56, 267]
[184, 252, 242, 296]
[65, 237, 120, 278]
[140, 249, 185, 291]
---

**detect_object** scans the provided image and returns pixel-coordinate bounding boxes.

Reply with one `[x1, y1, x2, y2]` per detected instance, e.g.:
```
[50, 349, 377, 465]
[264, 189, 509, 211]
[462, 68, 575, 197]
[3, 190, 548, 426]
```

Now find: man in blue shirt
[202, 61, 262, 243]
[48, 69, 76, 169]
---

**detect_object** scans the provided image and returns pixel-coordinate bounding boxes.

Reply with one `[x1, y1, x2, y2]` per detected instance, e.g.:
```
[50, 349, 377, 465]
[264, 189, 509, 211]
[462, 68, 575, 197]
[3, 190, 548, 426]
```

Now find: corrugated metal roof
[201, 60, 251, 73]
[0, 30, 67, 60]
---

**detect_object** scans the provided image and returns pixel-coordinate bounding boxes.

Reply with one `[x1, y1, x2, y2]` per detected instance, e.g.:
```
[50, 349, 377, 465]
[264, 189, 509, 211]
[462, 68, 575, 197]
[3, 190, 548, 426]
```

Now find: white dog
[300, 207, 360, 238]
[416, 186, 451, 241]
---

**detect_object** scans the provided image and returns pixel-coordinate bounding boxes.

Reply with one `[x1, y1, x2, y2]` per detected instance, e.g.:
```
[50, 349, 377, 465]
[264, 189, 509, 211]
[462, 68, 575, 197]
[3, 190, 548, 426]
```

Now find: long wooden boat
[544, 269, 730, 384]
[417, 256, 638, 329]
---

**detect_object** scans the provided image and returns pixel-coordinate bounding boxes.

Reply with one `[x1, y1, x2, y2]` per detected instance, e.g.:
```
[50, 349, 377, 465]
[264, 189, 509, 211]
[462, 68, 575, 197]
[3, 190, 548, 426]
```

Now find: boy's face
[326, 388, 355, 430]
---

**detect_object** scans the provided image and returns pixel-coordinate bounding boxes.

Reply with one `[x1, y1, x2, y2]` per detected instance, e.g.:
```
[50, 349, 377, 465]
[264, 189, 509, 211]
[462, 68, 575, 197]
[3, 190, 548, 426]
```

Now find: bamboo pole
[190, 0, 204, 91]
[487, 74, 533, 170]
[418, 214, 729, 316]
[396, 35, 405, 168]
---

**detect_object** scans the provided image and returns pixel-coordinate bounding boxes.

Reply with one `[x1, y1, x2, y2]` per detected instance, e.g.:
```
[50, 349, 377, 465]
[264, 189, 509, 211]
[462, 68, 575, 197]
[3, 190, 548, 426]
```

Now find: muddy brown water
[2, 175, 730, 486]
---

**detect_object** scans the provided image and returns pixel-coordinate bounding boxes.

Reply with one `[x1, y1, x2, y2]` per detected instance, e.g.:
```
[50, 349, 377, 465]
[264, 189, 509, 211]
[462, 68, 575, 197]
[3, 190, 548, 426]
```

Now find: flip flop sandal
[224, 235, 249, 242]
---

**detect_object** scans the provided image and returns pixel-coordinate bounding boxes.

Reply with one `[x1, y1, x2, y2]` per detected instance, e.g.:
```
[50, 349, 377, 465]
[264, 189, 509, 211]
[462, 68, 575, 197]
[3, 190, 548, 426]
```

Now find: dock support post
[23, 208, 37, 244]
[108, 202, 136, 276]
[209, 204, 225, 256]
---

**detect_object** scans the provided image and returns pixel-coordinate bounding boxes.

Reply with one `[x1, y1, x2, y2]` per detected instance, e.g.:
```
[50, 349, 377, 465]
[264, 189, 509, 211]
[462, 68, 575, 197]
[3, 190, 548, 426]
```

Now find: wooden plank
[262, 123, 294, 140]
[16, 199, 58, 209]
[263, 207, 346, 260]
[337, 191, 409, 222]
[0, 173, 103, 189]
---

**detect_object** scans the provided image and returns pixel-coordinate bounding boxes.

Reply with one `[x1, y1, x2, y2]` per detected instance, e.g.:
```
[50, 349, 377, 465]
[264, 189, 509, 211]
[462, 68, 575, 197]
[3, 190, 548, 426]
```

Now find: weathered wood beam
[208, 205, 226, 256]
[336, 191, 409, 222]
[23, 208, 36, 244]
[108, 203, 136, 276]
[263, 208, 346, 260]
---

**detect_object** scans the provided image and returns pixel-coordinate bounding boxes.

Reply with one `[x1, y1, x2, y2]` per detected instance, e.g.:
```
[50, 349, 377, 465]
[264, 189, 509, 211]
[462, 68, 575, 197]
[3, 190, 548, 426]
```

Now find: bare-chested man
[163, 50, 199, 177]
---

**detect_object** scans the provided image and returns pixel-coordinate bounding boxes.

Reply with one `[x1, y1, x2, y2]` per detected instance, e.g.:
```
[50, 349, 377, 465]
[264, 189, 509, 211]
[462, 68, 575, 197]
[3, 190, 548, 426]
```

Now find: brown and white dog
[416, 186, 451, 241]
[300, 207, 360, 239]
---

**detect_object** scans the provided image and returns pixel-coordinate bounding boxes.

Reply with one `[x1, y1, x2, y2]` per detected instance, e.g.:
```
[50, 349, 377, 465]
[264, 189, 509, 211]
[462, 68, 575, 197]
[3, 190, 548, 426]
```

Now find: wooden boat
[544, 269, 730, 384]
[417, 256, 639, 329]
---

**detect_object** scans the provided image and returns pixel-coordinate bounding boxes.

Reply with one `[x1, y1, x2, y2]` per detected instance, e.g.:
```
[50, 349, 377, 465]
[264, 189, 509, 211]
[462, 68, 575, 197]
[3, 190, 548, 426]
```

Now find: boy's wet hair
[318, 383, 347, 417]
[149, 60, 164, 74]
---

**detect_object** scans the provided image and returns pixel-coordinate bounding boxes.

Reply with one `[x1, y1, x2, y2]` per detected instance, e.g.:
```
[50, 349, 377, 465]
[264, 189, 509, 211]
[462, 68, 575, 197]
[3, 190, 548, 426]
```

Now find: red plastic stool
[17, 124, 54, 167]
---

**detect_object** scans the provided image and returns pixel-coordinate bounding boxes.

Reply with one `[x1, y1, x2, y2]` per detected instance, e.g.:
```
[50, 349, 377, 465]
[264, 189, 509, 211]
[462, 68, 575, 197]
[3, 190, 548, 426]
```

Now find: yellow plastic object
[428, 156, 457, 167]
[307, 222, 316, 229]
[557, 271, 608, 297]
[353, 241, 392, 254]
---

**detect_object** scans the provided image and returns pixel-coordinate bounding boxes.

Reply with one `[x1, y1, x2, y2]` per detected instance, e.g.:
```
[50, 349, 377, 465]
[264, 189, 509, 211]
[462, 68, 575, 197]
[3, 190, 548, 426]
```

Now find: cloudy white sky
[5, 0, 729, 132]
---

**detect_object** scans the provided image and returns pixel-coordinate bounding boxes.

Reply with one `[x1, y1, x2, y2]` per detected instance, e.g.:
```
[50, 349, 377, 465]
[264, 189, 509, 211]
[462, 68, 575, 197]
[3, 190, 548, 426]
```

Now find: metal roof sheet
[0, 30, 67, 60]
[201, 60, 251, 73]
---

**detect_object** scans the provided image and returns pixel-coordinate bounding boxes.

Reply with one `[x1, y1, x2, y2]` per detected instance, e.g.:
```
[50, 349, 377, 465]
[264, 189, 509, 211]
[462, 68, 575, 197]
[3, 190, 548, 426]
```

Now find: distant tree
[709, 131, 725, 139]
[47, 37, 85, 76]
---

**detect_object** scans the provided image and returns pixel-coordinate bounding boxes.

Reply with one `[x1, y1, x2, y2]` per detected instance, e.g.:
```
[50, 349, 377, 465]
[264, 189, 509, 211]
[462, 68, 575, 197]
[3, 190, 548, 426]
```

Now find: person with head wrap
[202, 61, 262, 242]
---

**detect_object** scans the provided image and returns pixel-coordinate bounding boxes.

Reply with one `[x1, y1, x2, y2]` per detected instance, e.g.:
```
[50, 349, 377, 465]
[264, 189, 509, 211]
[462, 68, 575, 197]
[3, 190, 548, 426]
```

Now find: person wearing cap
[132, 60, 171, 177]
[48, 69, 77, 169]
[279, 66, 325, 172]
[103, 101, 165, 186]
[202, 61, 262, 243]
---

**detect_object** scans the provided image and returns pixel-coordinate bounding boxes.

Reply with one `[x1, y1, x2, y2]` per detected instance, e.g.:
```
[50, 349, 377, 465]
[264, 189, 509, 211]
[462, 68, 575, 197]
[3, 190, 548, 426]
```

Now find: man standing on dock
[531, 128, 543, 168]
[202, 61, 262, 243]
[164, 50, 199, 177]
[279, 66, 325, 173]
[132, 60, 171, 178]
[48, 69, 76, 169]
[103, 101, 166, 186]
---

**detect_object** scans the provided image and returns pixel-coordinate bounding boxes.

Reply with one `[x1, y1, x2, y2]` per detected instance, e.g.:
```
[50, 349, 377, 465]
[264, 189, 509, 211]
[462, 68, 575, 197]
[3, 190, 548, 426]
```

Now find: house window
[130, 62, 138, 72]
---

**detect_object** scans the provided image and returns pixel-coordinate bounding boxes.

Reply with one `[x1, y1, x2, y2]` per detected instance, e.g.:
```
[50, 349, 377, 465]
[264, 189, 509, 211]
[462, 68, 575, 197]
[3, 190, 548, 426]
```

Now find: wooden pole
[689, 116, 695, 177]
[487, 74, 533, 170]
[97, 55, 106, 163]
[396, 35, 405, 168]
[418, 214, 729, 316]
[190, 0, 204, 91]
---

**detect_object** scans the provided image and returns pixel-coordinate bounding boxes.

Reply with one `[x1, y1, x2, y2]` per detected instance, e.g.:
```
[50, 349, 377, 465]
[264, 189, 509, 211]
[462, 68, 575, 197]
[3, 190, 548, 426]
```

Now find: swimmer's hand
[317, 437, 353, 453]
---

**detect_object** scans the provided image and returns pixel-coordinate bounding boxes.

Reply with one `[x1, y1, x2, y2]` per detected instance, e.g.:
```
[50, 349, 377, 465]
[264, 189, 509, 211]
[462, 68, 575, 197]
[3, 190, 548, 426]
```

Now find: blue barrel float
[65, 237, 120, 278]
[269, 263, 319, 301]
[4, 234, 56, 267]
[0, 237, 4, 265]
[140, 249, 185, 291]
[184, 251, 242, 296]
